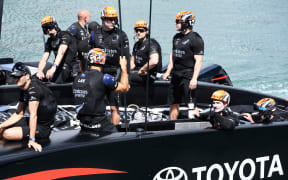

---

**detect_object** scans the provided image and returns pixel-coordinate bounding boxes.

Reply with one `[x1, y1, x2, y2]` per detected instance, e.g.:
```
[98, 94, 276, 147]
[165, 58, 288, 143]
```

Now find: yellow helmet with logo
[88, 48, 106, 66]
[211, 90, 230, 104]
[175, 11, 195, 28]
[255, 98, 276, 112]
[101, 6, 118, 19]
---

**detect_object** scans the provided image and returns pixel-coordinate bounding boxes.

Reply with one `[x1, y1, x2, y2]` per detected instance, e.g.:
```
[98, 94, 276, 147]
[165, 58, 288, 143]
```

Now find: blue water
[0, 0, 287, 98]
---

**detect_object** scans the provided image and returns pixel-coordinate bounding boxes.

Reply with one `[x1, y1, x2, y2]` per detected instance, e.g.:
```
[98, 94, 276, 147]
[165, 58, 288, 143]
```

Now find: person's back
[73, 69, 110, 117]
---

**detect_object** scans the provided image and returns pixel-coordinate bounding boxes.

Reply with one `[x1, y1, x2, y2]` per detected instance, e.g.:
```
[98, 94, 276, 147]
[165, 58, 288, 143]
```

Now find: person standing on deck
[162, 11, 204, 120]
[67, 10, 92, 73]
[77, 21, 101, 72]
[36, 16, 78, 83]
[89, 6, 130, 125]
[0, 62, 57, 152]
[72, 48, 129, 135]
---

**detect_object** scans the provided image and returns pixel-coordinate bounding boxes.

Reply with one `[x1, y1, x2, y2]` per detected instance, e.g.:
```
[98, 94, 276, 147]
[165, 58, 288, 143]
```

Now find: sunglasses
[175, 19, 181, 24]
[104, 17, 118, 22]
[42, 23, 55, 34]
[135, 28, 146, 33]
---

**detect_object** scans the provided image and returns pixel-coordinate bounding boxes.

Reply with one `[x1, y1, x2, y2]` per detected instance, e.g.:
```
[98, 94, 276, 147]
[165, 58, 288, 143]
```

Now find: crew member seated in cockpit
[242, 98, 287, 124]
[195, 90, 239, 130]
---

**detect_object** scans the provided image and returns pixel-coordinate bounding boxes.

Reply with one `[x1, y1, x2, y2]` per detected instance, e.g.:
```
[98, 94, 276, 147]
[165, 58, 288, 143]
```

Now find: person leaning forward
[72, 48, 129, 135]
[0, 62, 57, 152]
[162, 11, 204, 120]
[89, 6, 130, 125]
[36, 16, 78, 84]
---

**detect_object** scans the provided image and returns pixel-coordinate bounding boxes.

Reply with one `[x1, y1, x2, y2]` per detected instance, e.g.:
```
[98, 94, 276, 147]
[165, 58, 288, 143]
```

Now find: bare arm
[130, 56, 136, 70]
[115, 56, 130, 93]
[0, 102, 25, 129]
[189, 55, 203, 90]
[46, 44, 68, 79]
[27, 101, 42, 152]
[162, 52, 173, 81]
[138, 53, 159, 76]
[37, 52, 50, 80]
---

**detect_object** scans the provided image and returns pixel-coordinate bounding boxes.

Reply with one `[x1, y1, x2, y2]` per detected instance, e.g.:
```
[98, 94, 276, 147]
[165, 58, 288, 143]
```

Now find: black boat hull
[1, 80, 287, 108]
[1, 122, 288, 180]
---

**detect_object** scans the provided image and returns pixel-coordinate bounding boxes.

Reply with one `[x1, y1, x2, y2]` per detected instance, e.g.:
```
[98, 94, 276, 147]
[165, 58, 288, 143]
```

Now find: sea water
[0, 0, 287, 98]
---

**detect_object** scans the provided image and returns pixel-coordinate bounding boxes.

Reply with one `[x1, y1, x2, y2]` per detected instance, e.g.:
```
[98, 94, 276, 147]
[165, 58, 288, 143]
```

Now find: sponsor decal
[153, 167, 188, 180]
[5, 168, 127, 180]
[154, 154, 284, 180]
[173, 49, 185, 58]
[182, 39, 190, 45]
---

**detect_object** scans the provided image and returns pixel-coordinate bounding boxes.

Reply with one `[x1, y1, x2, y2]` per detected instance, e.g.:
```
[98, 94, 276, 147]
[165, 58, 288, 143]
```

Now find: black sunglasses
[42, 23, 55, 34]
[175, 19, 181, 24]
[104, 17, 118, 22]
[135, 28, 146, 33]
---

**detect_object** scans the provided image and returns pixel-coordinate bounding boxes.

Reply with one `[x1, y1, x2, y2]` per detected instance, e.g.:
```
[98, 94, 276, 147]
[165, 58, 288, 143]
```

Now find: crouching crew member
[72, 48, 129, 135]
[0, 62, 57, 152]
[195, 90, 239, 130]
[130, 20, 162, 84]
[37, 16, 78, 83]
[162, 11, 204, 120]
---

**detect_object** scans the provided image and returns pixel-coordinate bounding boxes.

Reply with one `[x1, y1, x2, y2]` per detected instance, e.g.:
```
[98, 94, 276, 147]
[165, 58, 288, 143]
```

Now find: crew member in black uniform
[0, 62, 57, 152]
[77, 21, 101, 72]
[89, 6, 130, 125]
[130, 20, 162, 84]
[68, 10, 93, 73]
[242, 98, 286, 123]
[67, 10, 91, 43]
[162, 11, 204, 120]
[195, 90, 239, 130]
[73, 48, 129, 134]
[36, 16, 78, 83]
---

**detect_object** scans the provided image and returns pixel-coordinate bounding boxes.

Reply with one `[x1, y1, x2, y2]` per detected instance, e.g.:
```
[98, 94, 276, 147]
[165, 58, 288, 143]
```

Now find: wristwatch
[53, 63, 58, 68]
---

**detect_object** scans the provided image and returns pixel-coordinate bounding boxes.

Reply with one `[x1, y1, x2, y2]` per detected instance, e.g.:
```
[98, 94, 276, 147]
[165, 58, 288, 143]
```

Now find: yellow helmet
[101, 6, 118, 19]
[41, 16, 58, 34]
[211, 90, 230, 104]
[88, 48, 106, 65]
[175, 11, 195, 26]
[255, 98, 276, 112]
[134, 20, 148, 30]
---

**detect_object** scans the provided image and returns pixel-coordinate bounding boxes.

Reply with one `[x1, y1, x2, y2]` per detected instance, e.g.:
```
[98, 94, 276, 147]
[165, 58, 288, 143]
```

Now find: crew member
[242, 98, 285, 123]
[0, 62, 57, 152]
[162, 11, 204, 120]
[130, 20, 162, 85]
[195, 90, 239, 130]
[77, 21, 101, 72]
[67, 10, 91, 43]
[72, 48, 129, 134]
[36, 16, 78, 83]
[90, 6, 130, 125]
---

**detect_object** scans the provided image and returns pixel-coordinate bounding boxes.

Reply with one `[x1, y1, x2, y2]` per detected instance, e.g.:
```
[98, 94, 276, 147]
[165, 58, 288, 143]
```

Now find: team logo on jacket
[182, 39, 190, 45]
[153, 167, 188, 180]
